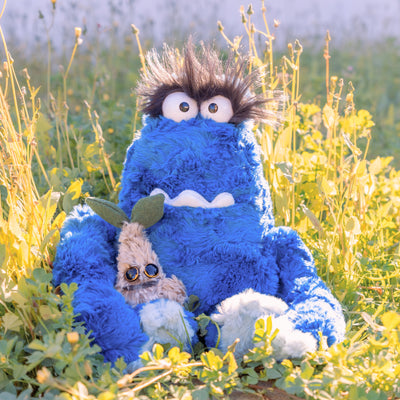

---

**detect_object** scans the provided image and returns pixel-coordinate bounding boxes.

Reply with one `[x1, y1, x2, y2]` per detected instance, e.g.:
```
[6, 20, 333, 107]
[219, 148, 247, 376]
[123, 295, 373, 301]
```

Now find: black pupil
[208, 103, 218, 113]
[125, 267, 139, 281]
[179, 102, 190, 112]
[145, 264, 159, 277]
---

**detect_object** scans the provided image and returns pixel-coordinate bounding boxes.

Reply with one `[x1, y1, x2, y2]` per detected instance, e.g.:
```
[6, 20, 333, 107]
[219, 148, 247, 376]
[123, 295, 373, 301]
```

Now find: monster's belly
[148, 204, 280, 314]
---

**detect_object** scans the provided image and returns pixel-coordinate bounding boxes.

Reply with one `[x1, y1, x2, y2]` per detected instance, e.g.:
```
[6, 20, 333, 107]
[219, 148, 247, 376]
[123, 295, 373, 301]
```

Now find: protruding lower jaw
[150, 188, 235, 208]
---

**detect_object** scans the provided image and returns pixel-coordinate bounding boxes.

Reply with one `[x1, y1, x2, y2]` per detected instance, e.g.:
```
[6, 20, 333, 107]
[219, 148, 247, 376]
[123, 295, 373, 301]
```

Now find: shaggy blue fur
[53, 115, 345, 362]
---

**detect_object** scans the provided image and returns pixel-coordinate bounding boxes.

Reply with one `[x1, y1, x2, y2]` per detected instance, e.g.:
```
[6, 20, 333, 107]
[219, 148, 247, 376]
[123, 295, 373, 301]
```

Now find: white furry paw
[210, 289, 288, 357]
[139, 299, 195, 353]
[268, 315, 318, 360]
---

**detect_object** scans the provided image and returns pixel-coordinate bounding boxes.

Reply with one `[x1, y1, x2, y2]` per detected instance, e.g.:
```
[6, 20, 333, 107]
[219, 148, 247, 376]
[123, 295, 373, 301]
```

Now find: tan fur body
[115, 222, 186, 307]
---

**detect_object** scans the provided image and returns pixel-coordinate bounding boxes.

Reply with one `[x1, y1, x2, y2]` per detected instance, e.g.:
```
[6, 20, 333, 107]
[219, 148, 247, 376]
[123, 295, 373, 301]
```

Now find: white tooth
[211, 192, 235, 208]
[150, 188, 234, 208]
[150, 188, 169, 200]
[172, 190, 208, 207]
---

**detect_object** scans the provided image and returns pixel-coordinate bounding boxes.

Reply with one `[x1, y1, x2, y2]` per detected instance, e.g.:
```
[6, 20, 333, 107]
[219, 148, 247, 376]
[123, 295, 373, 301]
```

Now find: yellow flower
[37, 367, 51, 384]
[75, 27, 82, 39]
[67, 331, 79, 345]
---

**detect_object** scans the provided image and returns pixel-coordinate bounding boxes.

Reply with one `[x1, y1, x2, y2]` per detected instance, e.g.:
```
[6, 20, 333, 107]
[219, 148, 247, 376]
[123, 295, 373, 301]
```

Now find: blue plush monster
[53, 43, 345, 364]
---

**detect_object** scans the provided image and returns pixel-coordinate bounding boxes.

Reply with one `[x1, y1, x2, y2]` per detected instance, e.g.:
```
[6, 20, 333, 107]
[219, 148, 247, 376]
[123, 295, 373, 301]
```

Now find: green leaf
[25, 351, 45, 368]
[152, 343, 164, 360]
[98, 392, 117, 400]
[130, 193, 165, 228]
[0, 184, 7, 203]
[184, 295, 200, 312]
[241, 367, 259, 385]
[275, 161, 294, 183]
[197, 314, 211, 336]
[319, 177, 337, 196]
[36, 112, 53, 134]
[28, 340, 48, 352]
[33, 268, 52, 284]
[168, 347, 181, 364]
[63, 180, 83, 214]
[38, 190, 61, 228]
[4, 337, 18, 354]
[266, 316, 273, 336]
[86, 197, 128, 228]
[60, 282, 78, 297]
[12, 364, 27, 380]
[299, 203, 324, 234]
[191, 386, 209, 400]
[17, 389, 32, 400]
[140, 351, 152, 364]
[0, 243, 6, 269]
[201, 350, 223, 371]
[266, 368, 282, 379]
[84, 142, 100, 159]
[39, 228, 58, 253]
[114, 357, 127, 372]
[345, 216, 361, 235]
[0, 393, 18, 400]
[254, 318, 266, 331]
[300, 360, 314, 380]
[226, 352, 238, 375]
[1, 313, 22, 332]
[39, 304, 61, 320]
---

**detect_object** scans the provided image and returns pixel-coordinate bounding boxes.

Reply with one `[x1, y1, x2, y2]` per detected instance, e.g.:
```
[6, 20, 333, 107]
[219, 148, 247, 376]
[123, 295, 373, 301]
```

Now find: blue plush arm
[265, 226, 345, 346]
[53, 205, 149, 363]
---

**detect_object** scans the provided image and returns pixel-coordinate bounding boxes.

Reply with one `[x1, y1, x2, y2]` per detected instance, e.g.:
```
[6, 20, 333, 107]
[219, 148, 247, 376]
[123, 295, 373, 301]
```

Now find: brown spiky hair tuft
[136, 41, 284, 125]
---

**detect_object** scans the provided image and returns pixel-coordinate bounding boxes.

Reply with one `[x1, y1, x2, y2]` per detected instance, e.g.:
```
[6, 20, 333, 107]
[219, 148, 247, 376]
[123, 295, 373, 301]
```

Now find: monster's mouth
[123, 280, 158, 291]
[150, 188, 235, 208]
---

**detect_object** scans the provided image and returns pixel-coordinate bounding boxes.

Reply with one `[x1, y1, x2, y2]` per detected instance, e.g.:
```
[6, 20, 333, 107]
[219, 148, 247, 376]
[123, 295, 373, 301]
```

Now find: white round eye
[162, 92, 198, 122]
[200, 95, 234, 123]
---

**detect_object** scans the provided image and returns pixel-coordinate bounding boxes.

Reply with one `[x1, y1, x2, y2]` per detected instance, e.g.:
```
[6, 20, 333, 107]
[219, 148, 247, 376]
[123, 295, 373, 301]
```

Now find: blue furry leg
[266, 226, 346, 346]
[204, 319, 219, 349]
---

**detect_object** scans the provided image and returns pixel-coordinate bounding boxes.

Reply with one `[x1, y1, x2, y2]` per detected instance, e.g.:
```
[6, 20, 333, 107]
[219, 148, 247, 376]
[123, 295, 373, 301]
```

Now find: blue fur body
[53, 116, 345, 363]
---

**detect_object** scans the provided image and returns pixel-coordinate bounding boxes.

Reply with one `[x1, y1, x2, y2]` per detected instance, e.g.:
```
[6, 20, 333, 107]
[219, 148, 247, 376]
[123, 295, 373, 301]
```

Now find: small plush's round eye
[144, 264, 159, 278]
[125, 267, 139, 282]
[200, 96, 233, 123]
[162, 92, 198, 122]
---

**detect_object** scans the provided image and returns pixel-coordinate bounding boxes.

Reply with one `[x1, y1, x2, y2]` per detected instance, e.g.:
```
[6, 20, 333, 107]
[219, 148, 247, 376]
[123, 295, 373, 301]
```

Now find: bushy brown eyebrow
[136, 41, 283, 125]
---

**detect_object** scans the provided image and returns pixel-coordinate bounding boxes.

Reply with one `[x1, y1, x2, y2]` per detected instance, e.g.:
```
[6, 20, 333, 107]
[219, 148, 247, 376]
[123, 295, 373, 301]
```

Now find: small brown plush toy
[86, 195, 187, 307]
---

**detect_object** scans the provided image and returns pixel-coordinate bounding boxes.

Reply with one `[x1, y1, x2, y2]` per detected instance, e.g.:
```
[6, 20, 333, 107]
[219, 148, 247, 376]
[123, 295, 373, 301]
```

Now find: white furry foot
[210, 289, 317, 359]
[266, 315, 318, 360]
[139, 299, 195, 353]
[210, 289, 289, 357]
